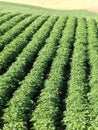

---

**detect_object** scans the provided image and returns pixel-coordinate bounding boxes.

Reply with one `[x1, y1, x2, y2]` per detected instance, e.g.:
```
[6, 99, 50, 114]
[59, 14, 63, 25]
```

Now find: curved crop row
[0, 13, 8, 17]
[0, 15, 37, 51]
[87, 19, 98, 129]
[32, 17, 76, 130]
[63, 18, 89, 130]
[2, 16, 67, 130]
[0, 13, 18, 25]
[0, 15, 47, 73]
[0, 13, 30, 36]
[0, 16, 57, 118]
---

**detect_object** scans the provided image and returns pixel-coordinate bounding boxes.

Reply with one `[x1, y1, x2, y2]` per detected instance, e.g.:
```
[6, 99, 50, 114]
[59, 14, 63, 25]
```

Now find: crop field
[1, 2, 98, 17]
[0, 12, 98, 130]
[0, 0, 98, 10]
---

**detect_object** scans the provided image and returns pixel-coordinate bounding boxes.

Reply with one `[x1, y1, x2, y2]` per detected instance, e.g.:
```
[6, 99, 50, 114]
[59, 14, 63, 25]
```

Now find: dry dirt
[0, 0, 98, 12]
[87, 7, 98, 12]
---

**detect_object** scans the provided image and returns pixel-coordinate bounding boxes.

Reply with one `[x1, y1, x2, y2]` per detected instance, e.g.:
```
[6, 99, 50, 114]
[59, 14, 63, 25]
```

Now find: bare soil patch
[0, 0, 98, 12]
[87, 7, 98, 13]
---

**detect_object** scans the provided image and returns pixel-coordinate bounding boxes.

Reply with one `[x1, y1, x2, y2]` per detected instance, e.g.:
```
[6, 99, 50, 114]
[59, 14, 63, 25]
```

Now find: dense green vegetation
[63, 17, 89, 129]
[0, 11, 98, 130]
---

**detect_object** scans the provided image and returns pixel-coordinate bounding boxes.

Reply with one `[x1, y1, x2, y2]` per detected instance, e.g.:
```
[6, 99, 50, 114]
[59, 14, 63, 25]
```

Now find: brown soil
[87, 7, 98, 12]
[0, 0, 98, 12]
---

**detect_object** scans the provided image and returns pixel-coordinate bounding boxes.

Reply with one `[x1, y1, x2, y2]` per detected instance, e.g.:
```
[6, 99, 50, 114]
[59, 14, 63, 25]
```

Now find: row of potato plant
[63, 18, 89, 130]
[0, 13, 30, 36]
[0, 14, 36, 51]
[0, 16, 57, 118]
[2, 16, 67, 130]
[87, 19, 98, 129]
[0, 13, 7, 17]
[0, 15, 47, 72]
[0, 13, 18, 25]
[32, 17, 76, 130]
